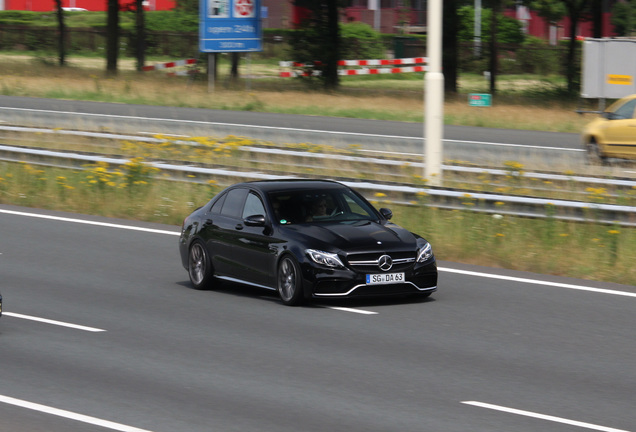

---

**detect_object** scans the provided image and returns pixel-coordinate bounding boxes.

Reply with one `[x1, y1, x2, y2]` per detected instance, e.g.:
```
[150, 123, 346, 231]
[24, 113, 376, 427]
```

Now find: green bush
[517, 36, 562, 75]
[340, 22, 385, 60]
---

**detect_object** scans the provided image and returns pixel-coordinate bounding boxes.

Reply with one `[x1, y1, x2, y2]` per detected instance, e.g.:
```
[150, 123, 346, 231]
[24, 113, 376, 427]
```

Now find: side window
[243, 192, 266, 218]
[220, 188, 248, 218]
[613, 99, 636, 120]
[209, 193, 226, 214]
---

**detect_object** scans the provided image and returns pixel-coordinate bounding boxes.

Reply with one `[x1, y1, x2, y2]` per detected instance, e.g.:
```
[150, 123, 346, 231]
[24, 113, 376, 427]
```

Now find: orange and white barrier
[279, 57, 428, 77]
[142, 58, 197, 72]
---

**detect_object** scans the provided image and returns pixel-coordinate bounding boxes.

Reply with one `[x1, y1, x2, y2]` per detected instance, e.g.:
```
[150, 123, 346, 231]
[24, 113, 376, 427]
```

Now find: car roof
[236, 179, 347, 193]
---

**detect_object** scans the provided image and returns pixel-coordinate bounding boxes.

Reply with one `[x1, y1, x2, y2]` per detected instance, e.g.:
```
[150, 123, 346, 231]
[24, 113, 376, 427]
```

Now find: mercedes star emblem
[378, 254, 393, 271]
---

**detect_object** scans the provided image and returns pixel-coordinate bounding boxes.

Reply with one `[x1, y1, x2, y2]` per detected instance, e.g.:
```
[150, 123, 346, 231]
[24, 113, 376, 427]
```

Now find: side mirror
[244, 214, 266, 227]
[379, 208, 393, 220]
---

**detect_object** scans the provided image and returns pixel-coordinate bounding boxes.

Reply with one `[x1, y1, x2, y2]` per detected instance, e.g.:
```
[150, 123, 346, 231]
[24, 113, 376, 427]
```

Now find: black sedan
[179, 180, 437, 305]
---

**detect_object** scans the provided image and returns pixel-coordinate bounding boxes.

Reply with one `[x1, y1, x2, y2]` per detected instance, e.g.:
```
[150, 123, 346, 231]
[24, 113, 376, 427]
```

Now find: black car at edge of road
[179, 179, 437, 305]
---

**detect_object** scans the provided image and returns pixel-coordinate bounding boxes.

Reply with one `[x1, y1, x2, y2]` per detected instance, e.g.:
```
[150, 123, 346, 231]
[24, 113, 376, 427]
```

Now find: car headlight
[306, 249, 344, 268]
[417, 242, 434, 262]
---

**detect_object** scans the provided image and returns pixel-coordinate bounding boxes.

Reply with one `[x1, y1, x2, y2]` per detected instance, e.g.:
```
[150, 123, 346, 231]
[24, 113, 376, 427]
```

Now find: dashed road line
[4, 312, 106, 332]
[439, 267, 636, 298]
[462, 401, 630, 432]
[0, 395, 153, 432]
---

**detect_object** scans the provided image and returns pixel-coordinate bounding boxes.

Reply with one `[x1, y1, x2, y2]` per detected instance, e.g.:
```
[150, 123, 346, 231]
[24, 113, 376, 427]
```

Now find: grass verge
[1, 159, 634, 286]
[0, 54, 592, 133]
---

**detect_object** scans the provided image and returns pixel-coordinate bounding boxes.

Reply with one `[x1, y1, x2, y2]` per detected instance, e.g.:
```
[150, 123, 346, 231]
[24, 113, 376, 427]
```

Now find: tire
[277, 256, 304, 306]
[188, 240, 214, 290]
[587, 139, 608, 165]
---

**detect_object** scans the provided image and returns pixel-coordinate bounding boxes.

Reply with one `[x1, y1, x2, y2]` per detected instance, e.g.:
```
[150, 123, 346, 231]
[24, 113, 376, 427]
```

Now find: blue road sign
[200, 0, 262, 53]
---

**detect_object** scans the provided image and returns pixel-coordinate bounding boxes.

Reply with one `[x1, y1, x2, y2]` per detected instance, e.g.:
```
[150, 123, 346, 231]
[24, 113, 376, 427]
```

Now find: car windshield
[268, 188, 379, 225]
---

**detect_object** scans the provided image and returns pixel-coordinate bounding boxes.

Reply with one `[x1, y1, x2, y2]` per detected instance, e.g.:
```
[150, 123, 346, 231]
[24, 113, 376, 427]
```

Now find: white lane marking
[0, 106, 580, 151]
[0, 395, 154, 432]
[462, 401, 630, 432]
[439, 267, 636, 298]
[3, 208, 631, 299]
[4, 312, 106, 332]
[0, 209, 179, 236]
[444, 138, 582, 152]
[327, 306, 378, 315]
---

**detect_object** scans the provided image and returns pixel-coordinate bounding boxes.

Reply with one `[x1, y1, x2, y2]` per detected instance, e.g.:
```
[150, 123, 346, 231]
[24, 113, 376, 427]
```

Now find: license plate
[366, 272, 405, 285]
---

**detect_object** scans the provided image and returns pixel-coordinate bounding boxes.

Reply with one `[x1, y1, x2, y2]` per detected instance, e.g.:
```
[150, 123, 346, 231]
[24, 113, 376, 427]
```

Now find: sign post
[199, 0, 262, 90]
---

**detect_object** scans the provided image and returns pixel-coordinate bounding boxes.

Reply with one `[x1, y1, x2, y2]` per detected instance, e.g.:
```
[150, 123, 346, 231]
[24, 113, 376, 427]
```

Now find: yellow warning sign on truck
[607, 75, 633, 85]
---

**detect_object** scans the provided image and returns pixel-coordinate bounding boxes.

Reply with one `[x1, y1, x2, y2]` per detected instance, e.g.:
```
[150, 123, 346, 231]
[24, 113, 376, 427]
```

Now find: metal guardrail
[1, 143, 635, 227]
[2, 125, 636, 188]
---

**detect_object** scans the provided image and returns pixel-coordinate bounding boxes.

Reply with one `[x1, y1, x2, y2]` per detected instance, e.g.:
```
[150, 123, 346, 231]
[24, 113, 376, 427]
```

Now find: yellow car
[582, 94, 636, 163]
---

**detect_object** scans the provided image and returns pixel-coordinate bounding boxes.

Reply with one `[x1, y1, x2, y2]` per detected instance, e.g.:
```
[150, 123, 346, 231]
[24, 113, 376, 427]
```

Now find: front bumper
[303, 261, 438, 298]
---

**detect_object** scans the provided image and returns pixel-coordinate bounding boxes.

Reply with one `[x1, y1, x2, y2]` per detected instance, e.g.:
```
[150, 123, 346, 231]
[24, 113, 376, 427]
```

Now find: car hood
[284, 220, 418, 252]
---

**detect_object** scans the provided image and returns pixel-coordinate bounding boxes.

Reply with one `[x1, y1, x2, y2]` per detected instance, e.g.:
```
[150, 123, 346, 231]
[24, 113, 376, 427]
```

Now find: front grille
[346, 251, 416, 272]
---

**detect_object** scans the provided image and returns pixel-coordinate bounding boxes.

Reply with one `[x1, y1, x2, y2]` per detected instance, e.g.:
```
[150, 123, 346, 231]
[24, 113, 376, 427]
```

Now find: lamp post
[424, 0, 444, 186]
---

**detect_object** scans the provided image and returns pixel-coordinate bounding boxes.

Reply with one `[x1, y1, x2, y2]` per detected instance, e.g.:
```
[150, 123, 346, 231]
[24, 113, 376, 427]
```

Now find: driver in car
[306, 198, 328, 222]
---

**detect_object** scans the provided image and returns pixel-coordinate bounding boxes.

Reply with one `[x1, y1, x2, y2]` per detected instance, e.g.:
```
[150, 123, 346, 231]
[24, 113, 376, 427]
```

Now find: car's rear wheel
[277, 256, 304, 306]
[188, 240, 214, 290]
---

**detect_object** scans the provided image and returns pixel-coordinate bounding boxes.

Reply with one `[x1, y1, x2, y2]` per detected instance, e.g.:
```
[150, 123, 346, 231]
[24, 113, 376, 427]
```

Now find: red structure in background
[504, 8, 616, 39]
[290, 4, 310, 28]
[1, 0, 618, 39]
[3, 0, 176, 11]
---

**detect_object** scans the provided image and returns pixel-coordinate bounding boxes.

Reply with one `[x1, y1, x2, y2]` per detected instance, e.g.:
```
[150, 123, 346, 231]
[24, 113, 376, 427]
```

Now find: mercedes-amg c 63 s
[179, 180, 437, 305]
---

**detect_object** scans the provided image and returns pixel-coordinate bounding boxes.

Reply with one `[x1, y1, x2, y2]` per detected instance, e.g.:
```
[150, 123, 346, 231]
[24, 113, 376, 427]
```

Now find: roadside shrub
[340, 22, 385, 60]
[517, 36, 562, 75]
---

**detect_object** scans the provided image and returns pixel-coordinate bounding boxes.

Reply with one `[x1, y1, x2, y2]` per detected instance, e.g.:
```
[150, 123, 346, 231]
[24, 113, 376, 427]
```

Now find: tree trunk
[566, 8, 580, 93]
[106, 0, 119, 75]
[324, 0, 340, 90]
[231, 52, 239, 81]
[443, 0, 458, 93]
[135, 0, 145, 72]
[55, 0, 66, 66]
[489, 0, 499, 94]
[591, 0, 602, 38]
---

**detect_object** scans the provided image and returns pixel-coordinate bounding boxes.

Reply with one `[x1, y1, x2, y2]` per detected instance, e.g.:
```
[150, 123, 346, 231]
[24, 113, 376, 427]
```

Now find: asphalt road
[1, 204, 634, 432]
[0, 95, 584, 166]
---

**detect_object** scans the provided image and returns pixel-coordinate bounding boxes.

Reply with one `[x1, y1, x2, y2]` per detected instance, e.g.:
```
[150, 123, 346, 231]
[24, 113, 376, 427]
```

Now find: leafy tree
[174, 0, 198, 14]
[457, 5, 525, 44]
[522, 0, 591, 93]
[611, 0, 636, 36]
[528, 0, 566, 25]
[562, 0, 591, 93]
[289, 0, 342, 90]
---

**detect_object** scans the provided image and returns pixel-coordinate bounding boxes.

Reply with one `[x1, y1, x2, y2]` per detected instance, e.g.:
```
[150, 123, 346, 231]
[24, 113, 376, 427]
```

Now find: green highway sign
[468, 93, 492, 107]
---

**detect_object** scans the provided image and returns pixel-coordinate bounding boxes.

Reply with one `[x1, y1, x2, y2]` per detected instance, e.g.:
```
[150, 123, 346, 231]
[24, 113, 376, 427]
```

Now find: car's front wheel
[188, 240, 214, 290]
[277, 256, 304, 306]
[587, 139, 608, 165]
